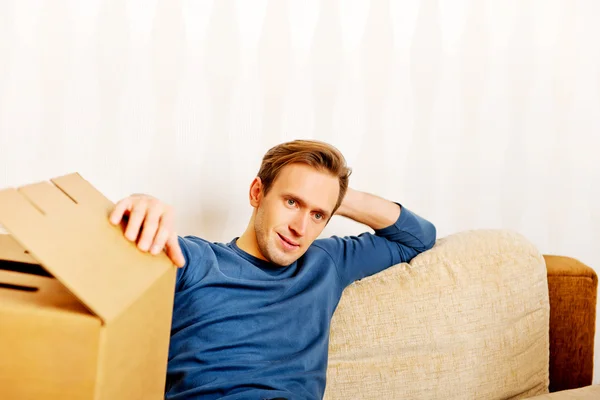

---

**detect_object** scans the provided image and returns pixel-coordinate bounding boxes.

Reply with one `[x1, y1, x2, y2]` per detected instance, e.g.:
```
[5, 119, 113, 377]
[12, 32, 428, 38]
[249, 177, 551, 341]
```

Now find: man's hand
[109, 194, 186, 267]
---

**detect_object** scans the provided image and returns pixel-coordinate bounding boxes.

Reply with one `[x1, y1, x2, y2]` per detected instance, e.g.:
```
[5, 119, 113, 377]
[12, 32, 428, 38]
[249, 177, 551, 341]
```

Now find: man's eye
[315, 213, 323, 220]
[287, 199, 295, 206]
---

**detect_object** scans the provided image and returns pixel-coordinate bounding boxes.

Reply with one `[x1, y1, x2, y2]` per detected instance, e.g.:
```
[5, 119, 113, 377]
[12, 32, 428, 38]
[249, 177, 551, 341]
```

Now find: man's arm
[315, 188, 436, 288]
[334, 188, 401, 230]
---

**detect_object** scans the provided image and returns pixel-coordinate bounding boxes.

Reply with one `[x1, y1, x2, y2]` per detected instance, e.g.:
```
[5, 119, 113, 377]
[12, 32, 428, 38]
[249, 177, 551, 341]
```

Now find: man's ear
[249, 177, 263, 208]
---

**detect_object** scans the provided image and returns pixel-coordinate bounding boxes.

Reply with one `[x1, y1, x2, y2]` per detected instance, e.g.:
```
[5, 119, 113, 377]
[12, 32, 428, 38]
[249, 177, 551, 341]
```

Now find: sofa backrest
[324, 229, 550, 400]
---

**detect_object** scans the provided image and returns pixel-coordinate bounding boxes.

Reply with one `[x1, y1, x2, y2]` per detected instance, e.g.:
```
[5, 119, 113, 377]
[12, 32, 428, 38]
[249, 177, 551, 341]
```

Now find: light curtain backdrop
[0, 0, 598, 383]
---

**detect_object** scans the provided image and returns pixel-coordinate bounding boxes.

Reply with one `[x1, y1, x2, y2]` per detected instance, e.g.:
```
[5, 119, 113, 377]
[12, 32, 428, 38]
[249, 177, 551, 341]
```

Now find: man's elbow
[422, 221, 437, 251]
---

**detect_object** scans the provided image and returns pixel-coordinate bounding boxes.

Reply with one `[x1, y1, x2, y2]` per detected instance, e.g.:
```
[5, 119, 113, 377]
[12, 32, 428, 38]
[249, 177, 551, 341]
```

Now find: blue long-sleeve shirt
[165, 204, 436, 400]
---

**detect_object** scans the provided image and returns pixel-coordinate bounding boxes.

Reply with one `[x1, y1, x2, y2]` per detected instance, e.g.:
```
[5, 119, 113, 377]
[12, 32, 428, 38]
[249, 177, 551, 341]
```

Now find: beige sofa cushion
[324, 230, 550, 400]
[526, 385, 600, 399]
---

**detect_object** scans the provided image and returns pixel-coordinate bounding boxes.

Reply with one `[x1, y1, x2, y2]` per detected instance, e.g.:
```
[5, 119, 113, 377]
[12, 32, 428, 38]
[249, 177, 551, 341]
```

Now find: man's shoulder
[311, 232, 375, 249]
[178, 235, 234, 257]
[310, 231, 380, 263]
[179, 234, 210, 249]
[309, 236, 347, 260]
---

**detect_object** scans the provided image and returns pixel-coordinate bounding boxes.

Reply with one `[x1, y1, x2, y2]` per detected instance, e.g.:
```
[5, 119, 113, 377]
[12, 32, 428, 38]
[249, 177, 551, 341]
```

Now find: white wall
[0, 0, 598, 384]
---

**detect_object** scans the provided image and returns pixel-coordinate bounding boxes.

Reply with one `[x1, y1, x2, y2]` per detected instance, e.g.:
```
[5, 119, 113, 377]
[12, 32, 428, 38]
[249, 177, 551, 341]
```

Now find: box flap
[0, 234, 38, 264]
[0, 173, 175, 323]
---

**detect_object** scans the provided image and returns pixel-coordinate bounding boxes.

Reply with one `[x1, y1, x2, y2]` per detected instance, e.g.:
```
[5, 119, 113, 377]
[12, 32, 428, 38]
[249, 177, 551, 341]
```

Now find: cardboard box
[0, 173, 177, 399]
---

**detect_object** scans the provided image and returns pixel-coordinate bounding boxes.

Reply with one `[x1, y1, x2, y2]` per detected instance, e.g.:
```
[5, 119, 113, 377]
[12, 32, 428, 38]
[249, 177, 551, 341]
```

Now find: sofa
[324, 229, 598, 399]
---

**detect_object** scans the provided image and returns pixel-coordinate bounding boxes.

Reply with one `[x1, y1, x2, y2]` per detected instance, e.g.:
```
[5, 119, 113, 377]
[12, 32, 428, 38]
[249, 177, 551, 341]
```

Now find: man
[109, 140, 436, 400]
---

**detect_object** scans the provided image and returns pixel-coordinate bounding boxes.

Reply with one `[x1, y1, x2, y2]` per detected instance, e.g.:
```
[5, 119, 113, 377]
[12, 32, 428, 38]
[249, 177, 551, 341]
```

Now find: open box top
[0, 173, 175, 324]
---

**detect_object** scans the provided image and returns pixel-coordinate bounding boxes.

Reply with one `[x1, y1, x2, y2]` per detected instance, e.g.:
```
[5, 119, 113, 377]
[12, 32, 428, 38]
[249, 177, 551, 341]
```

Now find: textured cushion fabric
[324, 229, 550, 400]
[544, 255, 598, 392]
[525, 385, 600, 399]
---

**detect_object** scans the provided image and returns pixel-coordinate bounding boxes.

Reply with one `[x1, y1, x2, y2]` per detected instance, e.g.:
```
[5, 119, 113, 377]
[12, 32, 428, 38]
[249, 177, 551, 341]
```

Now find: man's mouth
[277, 233, 299, 249]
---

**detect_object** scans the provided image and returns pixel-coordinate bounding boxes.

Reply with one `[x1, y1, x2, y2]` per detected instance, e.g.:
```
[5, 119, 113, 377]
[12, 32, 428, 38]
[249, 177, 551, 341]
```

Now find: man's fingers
[124, 202, 148, 242]
[110, 198, 133, 225]
[138, 206, 162, 251]
[150, 224, 170, 255]
[110, 195, 182, 268]
[166, 234, 185, 268]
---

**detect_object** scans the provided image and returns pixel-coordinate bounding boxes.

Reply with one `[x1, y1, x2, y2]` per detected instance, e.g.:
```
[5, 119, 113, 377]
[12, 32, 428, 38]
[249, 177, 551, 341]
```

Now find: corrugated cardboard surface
[0, 173, 173, 323]
[96, 268, 176, 400]
[0, 287, 102, 399]
[0, 173, 177, 399]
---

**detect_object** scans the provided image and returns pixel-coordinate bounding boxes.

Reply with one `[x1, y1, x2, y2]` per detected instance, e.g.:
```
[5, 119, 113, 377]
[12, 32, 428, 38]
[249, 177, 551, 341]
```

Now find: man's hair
[257, 140, 352, 215]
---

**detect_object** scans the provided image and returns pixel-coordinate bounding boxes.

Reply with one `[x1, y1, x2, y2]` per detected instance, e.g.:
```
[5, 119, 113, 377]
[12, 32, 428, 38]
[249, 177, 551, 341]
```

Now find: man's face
[253, 163, 339, 266]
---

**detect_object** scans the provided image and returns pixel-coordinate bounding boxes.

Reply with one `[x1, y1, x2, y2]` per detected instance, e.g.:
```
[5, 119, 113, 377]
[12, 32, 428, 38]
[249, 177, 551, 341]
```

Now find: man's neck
[236, 223, 268, 261]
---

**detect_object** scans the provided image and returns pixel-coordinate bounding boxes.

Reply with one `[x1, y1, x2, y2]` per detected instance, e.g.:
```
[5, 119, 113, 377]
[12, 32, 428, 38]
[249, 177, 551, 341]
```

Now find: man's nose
[290, 212, 309, 237]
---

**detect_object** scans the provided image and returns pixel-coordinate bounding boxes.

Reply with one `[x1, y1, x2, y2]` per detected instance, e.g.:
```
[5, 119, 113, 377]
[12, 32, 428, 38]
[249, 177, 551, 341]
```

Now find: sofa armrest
[544, 255, 597, 392]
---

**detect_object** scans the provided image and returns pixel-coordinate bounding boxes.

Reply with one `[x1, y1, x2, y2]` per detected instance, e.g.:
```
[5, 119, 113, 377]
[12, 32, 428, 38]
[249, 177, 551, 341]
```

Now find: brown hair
[257, 140, 352, 215]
